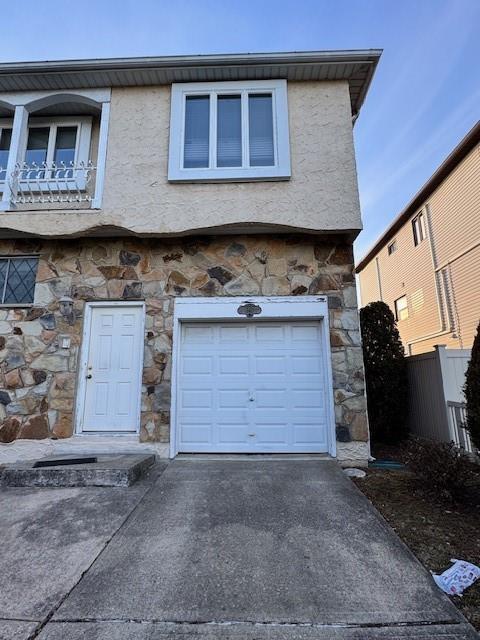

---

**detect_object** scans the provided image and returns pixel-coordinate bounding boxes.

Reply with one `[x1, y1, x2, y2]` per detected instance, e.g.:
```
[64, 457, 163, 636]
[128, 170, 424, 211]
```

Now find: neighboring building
[357, 121, 480, 355]
[0, 50, 381, 466]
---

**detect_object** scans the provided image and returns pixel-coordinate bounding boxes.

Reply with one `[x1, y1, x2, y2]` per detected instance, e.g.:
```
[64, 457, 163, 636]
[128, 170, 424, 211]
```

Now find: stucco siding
[0, 80, 362, 238]
[102, 80, 362, 234]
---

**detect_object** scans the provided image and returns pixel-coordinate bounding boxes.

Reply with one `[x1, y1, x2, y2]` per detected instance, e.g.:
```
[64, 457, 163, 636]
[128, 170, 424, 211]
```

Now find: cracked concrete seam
[25, 463, 169, 640]
[37, 618, 464, 628]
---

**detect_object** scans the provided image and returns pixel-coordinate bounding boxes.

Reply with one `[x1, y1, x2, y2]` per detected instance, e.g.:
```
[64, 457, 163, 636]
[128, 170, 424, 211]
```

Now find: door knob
[86, 374, 92, 379]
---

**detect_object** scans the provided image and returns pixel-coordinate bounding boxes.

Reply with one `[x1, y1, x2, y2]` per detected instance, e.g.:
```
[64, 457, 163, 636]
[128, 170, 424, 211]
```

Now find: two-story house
[0, 50, 380, 467]
[357, 121, 480, 355]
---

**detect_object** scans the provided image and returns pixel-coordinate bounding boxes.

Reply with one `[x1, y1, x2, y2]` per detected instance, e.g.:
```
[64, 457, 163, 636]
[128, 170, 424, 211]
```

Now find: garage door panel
[255, 356, 287, 374]
[254, 324, 286, 341]
[182, 325, 215, 344]
[180, 422, 212, 444]
[218, 389, 250, 408]
[291, 355, 323, 374]
[180, 389, 213, 408]
[291, 388, 324, 409]
[177, 320, 330, 453]
[219, 355, 250, 375]
[255, 389, 288, 408]
[181, 356, 213, 375]
[294, 424, 328, 444]
[219, 325, 249, 342]
[255, 424, 289, 443]
[290, 324, 321, 342]
[218, 424, 250, 443]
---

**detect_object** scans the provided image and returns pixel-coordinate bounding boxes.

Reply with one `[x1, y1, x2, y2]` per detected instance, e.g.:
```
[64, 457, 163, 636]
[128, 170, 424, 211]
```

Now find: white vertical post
[0, 105, 29, 211]
[435, 344, 454, 442]
[91, 101, 110, 210]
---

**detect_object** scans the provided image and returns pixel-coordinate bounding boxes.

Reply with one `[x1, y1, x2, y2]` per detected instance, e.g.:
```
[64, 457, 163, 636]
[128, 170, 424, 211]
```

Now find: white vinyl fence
[406, 345, 474, 451]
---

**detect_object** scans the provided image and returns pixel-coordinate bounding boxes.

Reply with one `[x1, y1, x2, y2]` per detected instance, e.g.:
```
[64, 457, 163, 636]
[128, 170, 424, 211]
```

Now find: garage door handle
[249, 397, 254, 402]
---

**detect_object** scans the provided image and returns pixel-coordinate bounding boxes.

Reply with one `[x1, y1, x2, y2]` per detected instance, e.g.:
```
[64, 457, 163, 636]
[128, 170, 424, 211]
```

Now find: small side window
[394, 295, 409, 321]
[412, 212, 426, 246]
[388, 240, 397, 255]
[0, 257, 38, 305]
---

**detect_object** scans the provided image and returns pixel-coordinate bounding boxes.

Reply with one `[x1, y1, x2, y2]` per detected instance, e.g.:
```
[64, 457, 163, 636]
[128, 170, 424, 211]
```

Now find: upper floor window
[168, 80, 291, 182]
[412, 212, 426, 246]
[387, 240, 397, 255]
[394, 295, 409, 321]
[0, 256, 38, 305]
[0, 127, 12, 181]
[0, 116, 92, 185]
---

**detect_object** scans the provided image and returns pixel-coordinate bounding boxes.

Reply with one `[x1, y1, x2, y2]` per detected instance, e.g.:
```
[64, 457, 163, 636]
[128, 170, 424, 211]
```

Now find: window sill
[168, 170, 291, 183]
[0, 303, 34, 309]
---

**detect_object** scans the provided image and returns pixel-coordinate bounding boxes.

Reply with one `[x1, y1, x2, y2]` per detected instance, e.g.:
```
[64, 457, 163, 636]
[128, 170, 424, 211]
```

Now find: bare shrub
[406, 438, 472, 502]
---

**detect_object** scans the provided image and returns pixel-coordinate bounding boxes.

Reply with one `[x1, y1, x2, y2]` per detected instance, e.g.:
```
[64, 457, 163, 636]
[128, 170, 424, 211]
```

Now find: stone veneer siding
[0, 235, 368, 462]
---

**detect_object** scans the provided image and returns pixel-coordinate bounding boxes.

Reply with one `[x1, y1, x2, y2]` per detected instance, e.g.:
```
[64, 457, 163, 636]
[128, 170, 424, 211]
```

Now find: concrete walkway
[0, 458, 477, 639]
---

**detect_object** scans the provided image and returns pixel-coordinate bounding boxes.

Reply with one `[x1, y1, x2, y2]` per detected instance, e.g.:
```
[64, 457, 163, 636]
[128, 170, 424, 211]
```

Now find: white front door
[177, 320, 329, 453]
[80, 304, 144, 433]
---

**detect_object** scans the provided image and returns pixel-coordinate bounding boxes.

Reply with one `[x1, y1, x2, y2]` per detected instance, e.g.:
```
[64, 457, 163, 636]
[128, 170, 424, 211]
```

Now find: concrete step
[0, 453, 155, 487]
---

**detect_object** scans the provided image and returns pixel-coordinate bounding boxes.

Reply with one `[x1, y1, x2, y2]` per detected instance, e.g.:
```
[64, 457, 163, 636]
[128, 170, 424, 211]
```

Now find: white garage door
[177, 321, 330, 453]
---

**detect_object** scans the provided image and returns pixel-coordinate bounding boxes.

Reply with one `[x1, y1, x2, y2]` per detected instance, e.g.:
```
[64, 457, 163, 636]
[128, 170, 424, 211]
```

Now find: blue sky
[3, 0, 479, 260]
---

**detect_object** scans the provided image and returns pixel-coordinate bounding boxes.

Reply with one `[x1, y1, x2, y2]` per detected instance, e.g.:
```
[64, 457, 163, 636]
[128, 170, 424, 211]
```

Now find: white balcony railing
[7, 161, 96, 205]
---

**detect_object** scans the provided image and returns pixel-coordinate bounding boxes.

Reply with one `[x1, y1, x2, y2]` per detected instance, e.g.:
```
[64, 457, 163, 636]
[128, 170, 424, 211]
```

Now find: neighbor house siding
[428, 144, 480, 268]
[357, 259, 380, 306]
[358, 140, 480, 354]
[359, 210, 440, 352]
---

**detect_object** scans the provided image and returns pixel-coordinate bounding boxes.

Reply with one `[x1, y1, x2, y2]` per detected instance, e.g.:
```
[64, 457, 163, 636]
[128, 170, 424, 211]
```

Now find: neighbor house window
[0, 116, 92, 184]
[387, 240, 397, 255]
[168, 80, 291, 181]
[412, 212, 426, 246]
[0, 257, 38, 305]
[394, 295, 409, 321]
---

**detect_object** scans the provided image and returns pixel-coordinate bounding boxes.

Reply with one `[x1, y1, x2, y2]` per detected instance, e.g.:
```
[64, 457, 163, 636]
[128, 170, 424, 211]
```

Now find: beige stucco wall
[358, 142, 480, 355]
[0, 81, 362, 238]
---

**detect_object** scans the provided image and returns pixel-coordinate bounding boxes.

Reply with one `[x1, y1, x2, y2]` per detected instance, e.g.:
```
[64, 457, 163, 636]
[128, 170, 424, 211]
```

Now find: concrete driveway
[0, 458, 477, 639]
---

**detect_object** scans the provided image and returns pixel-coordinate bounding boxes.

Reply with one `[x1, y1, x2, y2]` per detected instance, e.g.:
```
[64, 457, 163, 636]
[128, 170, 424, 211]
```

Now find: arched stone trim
[26, 92, 102, 114]
[0, 88, 110, 110]
[0, 99, 15, 114]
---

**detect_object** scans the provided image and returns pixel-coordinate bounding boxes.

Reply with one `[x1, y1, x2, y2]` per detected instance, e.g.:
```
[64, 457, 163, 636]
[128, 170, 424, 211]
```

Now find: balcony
[0, 88, 110, 211]
[9, 161, 96, 205]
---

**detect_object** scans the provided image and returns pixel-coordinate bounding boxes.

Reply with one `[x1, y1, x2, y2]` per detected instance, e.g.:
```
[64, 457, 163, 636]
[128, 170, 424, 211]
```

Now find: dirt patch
[354, 467, 480, 630]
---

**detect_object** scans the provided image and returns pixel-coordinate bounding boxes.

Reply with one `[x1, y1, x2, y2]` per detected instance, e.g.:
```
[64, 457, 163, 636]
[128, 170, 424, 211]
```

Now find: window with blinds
[169, 80, 290, 181]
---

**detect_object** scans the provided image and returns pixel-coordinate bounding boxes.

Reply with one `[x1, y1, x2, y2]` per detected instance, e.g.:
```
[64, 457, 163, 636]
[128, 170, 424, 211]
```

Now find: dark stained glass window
[0, 257, 38, 304]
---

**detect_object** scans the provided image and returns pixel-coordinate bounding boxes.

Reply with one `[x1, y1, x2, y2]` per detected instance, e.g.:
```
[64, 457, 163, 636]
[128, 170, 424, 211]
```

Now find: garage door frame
[170, 296, 336, 458]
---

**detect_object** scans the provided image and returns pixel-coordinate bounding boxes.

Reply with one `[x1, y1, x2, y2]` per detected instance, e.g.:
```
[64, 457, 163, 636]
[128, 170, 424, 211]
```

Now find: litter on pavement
[432, 559, 480, 596]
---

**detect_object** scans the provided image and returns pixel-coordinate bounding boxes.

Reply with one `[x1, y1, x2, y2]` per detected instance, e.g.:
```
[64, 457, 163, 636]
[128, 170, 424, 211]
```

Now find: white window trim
[0, 115, 92, 192]
[395, 295, 409, 321]
[169, 296, 336, 459]
[168, 79, 291, 182]
[412, 211, 426, 246]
